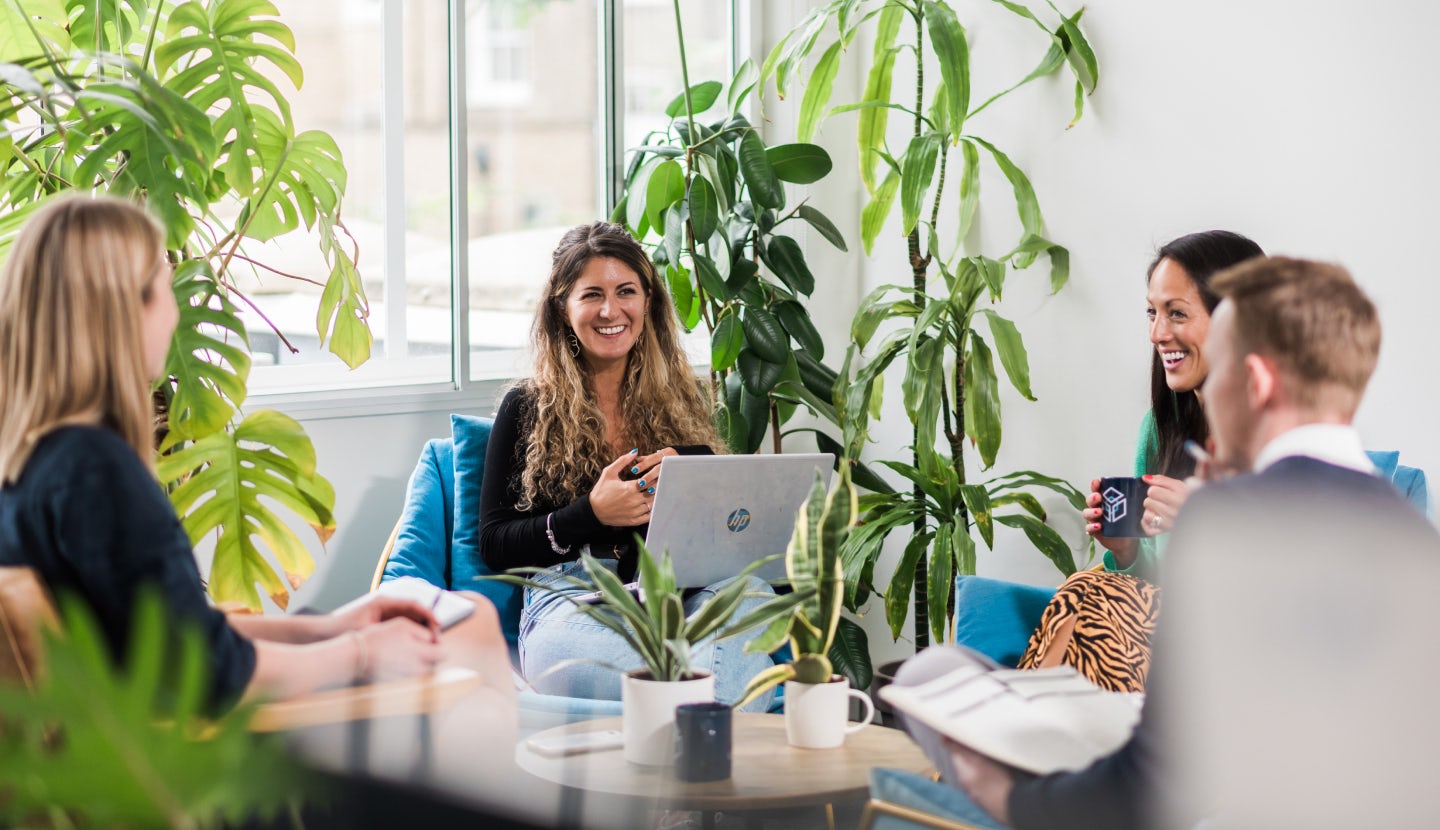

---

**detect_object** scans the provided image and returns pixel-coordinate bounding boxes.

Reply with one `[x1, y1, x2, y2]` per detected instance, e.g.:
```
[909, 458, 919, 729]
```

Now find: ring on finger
[1149, 514, 1162, 529]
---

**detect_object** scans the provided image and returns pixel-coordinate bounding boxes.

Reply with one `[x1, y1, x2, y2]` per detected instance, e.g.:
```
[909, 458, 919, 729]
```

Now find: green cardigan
[1102, 410, 1165, 582]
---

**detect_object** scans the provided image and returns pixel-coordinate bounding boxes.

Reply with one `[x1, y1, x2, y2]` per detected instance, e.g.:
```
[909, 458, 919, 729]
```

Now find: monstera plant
[0, 0, 370, 610]
[766, 0, 1098, 647]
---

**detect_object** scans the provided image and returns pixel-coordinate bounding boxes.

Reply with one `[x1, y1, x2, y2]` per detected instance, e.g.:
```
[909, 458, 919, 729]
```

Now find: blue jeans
[518, 559, 778, 712]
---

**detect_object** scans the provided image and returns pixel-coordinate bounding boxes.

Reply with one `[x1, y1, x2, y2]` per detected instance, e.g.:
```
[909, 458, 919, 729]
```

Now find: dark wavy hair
[1148, 230, 1264, 477]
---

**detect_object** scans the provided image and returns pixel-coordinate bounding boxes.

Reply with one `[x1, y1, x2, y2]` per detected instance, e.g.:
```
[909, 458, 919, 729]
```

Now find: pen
[1183, 439, 1211, 465]
[429, 590, 443, 644]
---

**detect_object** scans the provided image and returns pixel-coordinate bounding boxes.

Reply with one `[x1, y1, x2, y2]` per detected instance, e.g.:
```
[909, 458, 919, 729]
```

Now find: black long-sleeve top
[478, 386, 710, 581]
[0, 426, 256, 713]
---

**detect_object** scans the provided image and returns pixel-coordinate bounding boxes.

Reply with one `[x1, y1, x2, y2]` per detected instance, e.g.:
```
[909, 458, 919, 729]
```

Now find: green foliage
[619, 5, 849, 456]
[731, 468, 860, 707]
[0, 0, 372, 610]
[766, 0, 1097, 647]
[0, 591, 316, 829]
[487, 542, 797, 683]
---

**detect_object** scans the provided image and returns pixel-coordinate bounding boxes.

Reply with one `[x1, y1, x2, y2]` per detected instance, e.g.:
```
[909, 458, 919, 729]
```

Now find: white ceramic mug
[783, 677, 875, 749]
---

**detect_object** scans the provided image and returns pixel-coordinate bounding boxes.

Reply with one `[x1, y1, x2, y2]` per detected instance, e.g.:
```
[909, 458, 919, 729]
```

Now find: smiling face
[564, 256, 648, 371]
[1147, 258, 1212, 393]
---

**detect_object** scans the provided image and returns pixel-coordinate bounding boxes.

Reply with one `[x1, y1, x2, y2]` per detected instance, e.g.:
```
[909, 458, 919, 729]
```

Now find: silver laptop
[644, 453, 835, 588]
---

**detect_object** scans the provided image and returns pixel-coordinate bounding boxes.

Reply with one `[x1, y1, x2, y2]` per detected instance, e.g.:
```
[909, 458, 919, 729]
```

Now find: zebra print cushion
[1016, 569, 1162, 693]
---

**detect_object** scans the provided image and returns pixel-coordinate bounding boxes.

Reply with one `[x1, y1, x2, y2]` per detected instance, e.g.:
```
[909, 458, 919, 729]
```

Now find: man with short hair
[878, 257, 1440, 830]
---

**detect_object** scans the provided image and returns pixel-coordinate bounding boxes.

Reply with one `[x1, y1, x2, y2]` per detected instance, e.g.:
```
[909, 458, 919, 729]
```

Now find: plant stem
[671, 0, 698, 148]
[908, 4, 930, 651]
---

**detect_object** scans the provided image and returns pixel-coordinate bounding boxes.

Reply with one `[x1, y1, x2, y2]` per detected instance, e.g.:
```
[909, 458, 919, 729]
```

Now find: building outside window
[233, 0, 737, 398]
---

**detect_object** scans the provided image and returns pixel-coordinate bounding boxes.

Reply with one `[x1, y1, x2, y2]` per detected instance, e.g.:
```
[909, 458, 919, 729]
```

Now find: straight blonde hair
[0, 195, 166, 484]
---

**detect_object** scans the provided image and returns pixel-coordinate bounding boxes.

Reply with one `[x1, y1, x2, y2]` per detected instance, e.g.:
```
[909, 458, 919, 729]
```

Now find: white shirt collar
[1251, 424, 1375, 475]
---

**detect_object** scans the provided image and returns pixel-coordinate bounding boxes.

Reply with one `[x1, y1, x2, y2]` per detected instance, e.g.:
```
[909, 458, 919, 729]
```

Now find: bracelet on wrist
[546, 513, 571, 556]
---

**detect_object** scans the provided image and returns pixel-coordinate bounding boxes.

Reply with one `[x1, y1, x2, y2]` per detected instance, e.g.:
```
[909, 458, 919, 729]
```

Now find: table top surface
[515, 713, 933, 811]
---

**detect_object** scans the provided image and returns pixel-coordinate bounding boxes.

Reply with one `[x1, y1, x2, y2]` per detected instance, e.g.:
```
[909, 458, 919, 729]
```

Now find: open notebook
[879, 654, 1142, 775]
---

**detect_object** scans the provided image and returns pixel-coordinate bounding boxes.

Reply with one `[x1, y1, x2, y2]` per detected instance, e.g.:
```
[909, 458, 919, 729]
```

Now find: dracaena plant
[766, 0, 1098, 647]
[615, 0, 850, 455]
[0, 0, 371, 610]
[491, 542, 802, 683]
[733, 466, 863, 709]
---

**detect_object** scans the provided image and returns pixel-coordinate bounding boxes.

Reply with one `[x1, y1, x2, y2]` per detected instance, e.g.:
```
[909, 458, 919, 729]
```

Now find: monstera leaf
[315, 211, 371, 368]
[159, 410, 336, 610]
[0, 1, 368, 614]
[0, 0, 68, 61]
[156, 0, 301, 196]
[164, 260, 250, 441]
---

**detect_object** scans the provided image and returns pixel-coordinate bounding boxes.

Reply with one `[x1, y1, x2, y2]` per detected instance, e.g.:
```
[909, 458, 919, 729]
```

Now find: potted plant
[492, 545, 805, 766]
[731, 468, 868, 748]
[0, 1, 371, 611]
[763, 0, 1099, 648]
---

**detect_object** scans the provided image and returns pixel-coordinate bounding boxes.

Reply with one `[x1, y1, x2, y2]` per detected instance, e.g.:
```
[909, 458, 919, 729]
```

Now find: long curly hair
[516, 221, 722, 511]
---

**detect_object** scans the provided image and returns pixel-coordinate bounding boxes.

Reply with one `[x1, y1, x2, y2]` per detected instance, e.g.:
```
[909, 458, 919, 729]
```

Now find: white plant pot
[783, 676, 875, 749]
[621, 670, 716, 766]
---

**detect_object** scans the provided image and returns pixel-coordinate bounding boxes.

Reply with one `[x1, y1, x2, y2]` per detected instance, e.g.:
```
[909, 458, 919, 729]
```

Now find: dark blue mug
[673, 702, 731, 782]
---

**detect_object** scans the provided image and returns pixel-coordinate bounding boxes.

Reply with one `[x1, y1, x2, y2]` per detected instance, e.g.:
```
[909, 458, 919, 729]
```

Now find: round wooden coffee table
[516, 713, 932, 828]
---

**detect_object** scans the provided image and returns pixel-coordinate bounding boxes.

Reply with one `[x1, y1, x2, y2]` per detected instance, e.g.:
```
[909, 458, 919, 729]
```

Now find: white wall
[285, 2, 1440, 668]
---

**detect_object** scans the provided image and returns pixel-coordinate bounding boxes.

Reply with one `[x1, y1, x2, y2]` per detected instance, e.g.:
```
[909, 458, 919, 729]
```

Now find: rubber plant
[615, 0, 876, 687]
[0, 0, 371, 610]
[766, 0, 1098, 647]
[615, 0, 851, 458]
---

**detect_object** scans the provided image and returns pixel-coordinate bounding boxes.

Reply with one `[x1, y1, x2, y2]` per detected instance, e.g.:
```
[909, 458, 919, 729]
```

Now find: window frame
[254, 0, 748, 422]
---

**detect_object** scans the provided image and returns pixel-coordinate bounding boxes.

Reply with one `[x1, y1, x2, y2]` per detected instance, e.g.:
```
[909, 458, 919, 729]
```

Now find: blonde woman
[0, 195, 512, 712]
[479, 221, 775, 709]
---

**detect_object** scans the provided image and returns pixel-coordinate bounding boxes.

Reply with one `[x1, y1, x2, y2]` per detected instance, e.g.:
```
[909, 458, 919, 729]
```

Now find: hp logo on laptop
[726, 509, 751, 533]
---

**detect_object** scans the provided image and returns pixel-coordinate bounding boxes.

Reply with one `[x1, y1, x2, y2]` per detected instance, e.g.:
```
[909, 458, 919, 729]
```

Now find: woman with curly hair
[479, 221, 775, 709]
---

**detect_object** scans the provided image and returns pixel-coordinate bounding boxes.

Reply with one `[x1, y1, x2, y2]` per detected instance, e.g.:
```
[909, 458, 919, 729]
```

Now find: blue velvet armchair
[378, 414, 622, 728]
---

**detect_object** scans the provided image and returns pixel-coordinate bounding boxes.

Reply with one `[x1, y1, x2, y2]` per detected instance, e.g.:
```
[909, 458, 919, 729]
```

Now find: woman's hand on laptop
[591, 449, 657, 527]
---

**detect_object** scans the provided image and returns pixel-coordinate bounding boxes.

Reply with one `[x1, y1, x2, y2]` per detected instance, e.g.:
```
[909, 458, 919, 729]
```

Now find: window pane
[466, 0, 601, 381]
[243, 0, 454, 392]
[623, 0, 731, 149]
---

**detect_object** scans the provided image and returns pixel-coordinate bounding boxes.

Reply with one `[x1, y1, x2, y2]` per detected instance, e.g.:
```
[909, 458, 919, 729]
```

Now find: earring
[567, 331, 580, 357]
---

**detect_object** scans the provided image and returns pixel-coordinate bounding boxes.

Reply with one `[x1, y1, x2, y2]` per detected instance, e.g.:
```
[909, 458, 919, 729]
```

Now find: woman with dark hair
[1082, 230, 1264, 580]
[478, 221, 775, 709]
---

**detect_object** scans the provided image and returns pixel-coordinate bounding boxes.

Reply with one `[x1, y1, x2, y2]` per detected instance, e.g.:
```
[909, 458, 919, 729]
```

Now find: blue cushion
[951, 575, 1054, 668]
[1366, 450, 1432, 518]
[449, 414, 523, 642]
[383, 439, 455, 588]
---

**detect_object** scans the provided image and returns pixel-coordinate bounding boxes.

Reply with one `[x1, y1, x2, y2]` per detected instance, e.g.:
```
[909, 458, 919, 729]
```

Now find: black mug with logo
[674, 702, 731, 782]
[1098, 476, 1149, 537]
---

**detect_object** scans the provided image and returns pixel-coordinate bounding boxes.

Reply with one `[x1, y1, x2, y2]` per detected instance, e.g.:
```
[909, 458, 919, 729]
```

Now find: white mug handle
[844, 689, 875, 734]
